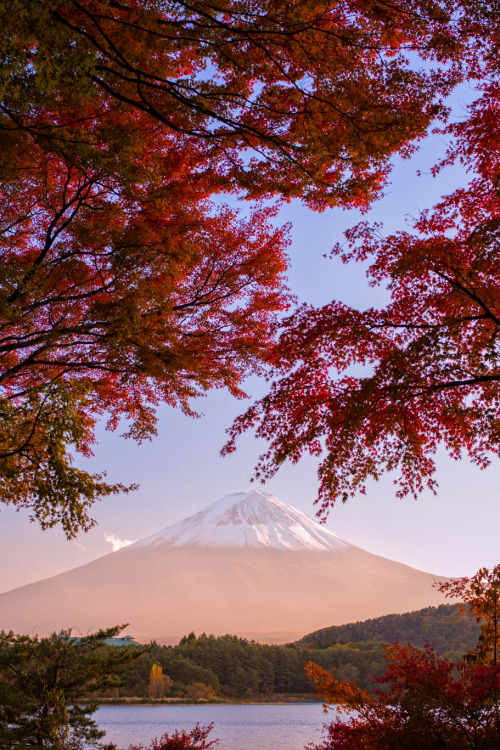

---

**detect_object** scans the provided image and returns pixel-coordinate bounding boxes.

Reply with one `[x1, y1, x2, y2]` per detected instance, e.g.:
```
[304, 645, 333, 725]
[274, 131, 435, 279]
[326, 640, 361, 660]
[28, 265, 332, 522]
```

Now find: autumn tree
[0, 0, 478, 534]
[0, 624, 147, 749]
[149, 663, 169, 700]
[225, 12, 500, 516]
[306, 647, 500, 750]
[186, 682, 216, 702]
[439, 565, 500, 666]
[0, 97, 290, 535]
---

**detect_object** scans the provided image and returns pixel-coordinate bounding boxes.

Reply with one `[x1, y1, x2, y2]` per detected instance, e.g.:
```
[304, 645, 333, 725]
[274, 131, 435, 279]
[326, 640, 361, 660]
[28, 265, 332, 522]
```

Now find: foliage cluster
[440, 566, 500, 665]
[127, 723, 217, 750]
[307, 647, 500, 750]
[222, 0, 500, 517]
[307, 565, 500, 749]
[148, 664, 173, 701]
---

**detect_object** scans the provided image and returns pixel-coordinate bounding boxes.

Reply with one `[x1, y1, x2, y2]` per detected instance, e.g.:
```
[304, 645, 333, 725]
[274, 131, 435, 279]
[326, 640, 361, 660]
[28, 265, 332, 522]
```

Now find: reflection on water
[96, 703, 333, 750]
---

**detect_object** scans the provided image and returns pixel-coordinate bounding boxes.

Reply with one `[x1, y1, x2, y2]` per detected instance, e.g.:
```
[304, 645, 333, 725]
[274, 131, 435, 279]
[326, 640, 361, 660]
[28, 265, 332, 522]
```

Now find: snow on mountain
[131, 490, 349, 552]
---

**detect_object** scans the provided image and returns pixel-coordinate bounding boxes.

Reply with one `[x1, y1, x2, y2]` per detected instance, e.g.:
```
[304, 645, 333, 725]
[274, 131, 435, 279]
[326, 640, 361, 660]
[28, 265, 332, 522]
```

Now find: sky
[1, 82, 498, 593]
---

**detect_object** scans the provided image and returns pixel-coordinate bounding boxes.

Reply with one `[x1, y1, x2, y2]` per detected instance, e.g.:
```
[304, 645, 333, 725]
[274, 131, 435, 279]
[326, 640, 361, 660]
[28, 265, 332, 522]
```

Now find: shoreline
[97, 695, 321, 707]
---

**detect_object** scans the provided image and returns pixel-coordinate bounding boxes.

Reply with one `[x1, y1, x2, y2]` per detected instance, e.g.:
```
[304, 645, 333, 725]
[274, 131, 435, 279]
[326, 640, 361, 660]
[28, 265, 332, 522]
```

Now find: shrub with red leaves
[127, 723, 217, 750]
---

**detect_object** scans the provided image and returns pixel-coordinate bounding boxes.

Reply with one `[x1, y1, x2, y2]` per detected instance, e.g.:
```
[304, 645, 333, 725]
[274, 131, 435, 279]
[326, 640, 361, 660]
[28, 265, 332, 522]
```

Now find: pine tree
[0, 625, 147, 749]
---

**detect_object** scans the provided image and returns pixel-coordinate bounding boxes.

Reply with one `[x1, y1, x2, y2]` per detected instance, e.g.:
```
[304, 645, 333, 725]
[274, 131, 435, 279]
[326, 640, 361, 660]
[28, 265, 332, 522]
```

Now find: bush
[127, 723, 217, 750]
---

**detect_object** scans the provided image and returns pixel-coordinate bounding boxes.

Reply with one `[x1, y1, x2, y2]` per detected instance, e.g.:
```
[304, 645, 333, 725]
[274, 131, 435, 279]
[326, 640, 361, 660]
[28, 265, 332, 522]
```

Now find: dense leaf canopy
[0, 0, 484, 532]
[225, 9, 500, 515]
[2, 0, 468, 207]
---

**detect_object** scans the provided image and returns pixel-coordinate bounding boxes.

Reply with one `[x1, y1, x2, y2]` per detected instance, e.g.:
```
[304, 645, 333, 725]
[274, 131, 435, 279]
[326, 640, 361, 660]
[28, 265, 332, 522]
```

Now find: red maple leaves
[0, 0, 488, 531]
[226, 21, 500, 517]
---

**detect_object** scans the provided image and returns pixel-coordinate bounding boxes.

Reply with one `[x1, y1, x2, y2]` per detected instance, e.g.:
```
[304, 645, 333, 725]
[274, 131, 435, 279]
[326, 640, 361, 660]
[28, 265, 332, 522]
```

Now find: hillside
[295, 603, 480, 656]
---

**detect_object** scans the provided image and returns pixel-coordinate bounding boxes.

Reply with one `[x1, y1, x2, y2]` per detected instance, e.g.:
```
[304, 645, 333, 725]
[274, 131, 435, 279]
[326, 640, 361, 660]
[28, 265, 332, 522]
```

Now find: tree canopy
[225, 8, 500, 515]
[0, 0, 489, 532]
[2, 0, 469, 207]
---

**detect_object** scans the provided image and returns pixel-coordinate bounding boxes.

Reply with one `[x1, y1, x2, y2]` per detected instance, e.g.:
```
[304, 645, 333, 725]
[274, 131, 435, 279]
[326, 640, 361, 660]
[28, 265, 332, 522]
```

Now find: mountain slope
[0, 491, 448, 643]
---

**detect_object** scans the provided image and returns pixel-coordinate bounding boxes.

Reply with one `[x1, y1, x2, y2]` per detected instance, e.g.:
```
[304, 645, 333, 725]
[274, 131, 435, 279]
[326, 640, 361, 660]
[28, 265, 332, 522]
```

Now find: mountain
[0, 490, 448, 643]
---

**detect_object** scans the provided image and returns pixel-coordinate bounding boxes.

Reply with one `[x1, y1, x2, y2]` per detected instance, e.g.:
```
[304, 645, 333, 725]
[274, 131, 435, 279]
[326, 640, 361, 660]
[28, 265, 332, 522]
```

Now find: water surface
[96, 703, 333, 749]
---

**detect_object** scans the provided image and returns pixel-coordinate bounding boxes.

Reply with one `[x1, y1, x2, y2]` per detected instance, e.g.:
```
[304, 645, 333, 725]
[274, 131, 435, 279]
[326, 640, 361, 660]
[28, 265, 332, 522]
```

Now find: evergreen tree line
[110, 634, 385, 698]
[109, 604, 479, 699]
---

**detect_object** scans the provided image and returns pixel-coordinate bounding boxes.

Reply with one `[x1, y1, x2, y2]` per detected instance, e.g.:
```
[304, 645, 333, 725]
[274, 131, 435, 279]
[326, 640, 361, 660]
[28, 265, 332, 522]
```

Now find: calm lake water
[96, 703, 333, 749]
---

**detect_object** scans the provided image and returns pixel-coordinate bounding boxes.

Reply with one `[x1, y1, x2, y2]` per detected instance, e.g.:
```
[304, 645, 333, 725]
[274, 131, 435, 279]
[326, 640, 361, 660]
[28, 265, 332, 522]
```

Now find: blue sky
[1, 81, 498, 593]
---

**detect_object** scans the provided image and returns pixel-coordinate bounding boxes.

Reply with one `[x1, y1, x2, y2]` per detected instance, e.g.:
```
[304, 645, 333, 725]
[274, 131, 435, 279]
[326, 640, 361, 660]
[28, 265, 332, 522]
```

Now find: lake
[95, 703, 334, 749]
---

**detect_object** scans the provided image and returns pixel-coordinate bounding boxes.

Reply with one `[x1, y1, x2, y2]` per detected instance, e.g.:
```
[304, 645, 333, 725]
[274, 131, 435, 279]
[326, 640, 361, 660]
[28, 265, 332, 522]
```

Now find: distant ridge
[295, 603, 480, 655]
[0, 490, 448, 643]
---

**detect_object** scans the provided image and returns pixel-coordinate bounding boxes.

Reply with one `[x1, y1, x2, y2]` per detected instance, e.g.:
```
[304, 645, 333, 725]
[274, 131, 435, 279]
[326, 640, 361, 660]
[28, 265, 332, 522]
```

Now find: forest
[102, 633, 384, 698]
[96, 604, 480, 700]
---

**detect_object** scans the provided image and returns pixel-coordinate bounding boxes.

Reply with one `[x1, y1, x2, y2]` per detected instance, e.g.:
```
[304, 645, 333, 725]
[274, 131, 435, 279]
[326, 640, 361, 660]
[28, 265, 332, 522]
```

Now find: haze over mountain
[0, 491, 448, 643]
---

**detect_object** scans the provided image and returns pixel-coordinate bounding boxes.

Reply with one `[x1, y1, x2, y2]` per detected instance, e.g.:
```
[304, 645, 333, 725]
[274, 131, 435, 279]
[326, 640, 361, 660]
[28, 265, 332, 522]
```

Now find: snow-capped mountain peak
[130, 490, 349, 552]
